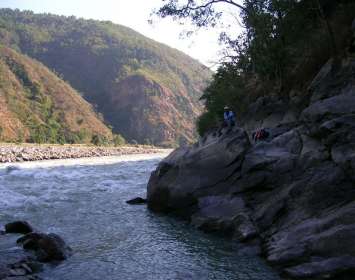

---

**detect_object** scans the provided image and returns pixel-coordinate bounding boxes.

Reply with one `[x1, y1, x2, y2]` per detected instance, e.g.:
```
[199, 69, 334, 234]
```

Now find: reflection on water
[0, 154, 280, 280]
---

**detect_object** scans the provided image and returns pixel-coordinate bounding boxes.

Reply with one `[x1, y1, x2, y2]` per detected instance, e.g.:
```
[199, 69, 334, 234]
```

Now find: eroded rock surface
[147, 57, 355, 279]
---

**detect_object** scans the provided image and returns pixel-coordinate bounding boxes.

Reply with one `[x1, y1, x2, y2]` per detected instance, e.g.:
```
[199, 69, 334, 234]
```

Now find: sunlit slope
[0, 9, 212, 146]
[0, 45, 112, 143]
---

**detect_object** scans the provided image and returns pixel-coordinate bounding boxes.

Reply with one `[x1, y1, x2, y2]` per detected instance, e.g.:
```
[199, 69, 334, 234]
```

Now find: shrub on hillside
[113, 134, 126, 146]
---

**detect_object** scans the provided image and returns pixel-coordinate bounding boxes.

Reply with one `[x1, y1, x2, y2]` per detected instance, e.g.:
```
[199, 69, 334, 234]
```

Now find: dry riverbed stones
[0, 145, 163, 163]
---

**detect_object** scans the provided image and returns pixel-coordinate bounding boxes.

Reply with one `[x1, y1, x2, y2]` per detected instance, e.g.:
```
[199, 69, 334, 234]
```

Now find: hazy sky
[0, 0, 243, 68]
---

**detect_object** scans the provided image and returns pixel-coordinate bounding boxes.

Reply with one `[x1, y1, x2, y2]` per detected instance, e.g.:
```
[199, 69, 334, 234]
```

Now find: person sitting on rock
[223, 106, 236, 128]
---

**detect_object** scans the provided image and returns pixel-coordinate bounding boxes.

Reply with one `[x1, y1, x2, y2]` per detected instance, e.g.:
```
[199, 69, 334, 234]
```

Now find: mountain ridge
[0, 8, 212, 146]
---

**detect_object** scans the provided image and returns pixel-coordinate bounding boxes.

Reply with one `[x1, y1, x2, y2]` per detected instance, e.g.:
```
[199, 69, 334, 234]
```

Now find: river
[0, 153, 280, 280]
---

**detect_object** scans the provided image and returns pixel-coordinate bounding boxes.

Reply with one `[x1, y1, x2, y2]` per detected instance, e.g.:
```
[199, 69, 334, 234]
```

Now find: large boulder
[301, 58, 355, 130]
[191, 195, 257, 240]
[147, 127, 250, 213]
[301, 89, 355, 125]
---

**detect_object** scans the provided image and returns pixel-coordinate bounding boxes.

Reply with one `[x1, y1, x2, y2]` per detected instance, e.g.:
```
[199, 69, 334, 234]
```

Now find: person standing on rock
[223, 106, 236, 128]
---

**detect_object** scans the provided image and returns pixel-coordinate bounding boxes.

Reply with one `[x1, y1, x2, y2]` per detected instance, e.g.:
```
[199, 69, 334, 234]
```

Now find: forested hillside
[157, 0, 355, 135]
[0, 9, 212, 146]
[0, 45, 113, 143]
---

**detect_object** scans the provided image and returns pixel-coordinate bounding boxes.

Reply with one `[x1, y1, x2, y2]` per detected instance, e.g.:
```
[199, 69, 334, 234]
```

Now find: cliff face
[0, 9, 212, 146]
[147, 54, 355, 279]
[0, 46, 112, 143]
[104, 75, 200, 146]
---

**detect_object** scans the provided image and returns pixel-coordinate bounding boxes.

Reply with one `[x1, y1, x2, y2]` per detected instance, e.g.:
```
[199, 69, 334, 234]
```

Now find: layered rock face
[147, 56, 355, 279]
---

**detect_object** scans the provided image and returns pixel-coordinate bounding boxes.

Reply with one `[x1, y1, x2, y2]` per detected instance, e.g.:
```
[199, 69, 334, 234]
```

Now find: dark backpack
[253, 128, 269, 142]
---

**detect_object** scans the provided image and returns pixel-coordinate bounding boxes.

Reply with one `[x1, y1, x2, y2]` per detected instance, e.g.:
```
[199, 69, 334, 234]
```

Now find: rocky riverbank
[0, 221, 71, 280]
[0, 144, 166, 163]
[147, 53, 355, 279]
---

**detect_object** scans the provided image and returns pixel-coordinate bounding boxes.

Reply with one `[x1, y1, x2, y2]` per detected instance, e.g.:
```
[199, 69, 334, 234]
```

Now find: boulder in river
[17, 233, 72, 262]
[5, 221, 33, 234]
[126, 197, 147, 204]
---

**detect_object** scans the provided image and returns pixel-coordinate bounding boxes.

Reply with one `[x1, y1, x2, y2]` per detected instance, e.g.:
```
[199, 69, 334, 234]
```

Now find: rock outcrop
[147, 56, 355, 279]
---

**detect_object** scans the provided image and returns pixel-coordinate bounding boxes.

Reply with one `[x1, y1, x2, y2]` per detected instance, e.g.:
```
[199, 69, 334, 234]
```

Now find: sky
[0, 0, 243, 68]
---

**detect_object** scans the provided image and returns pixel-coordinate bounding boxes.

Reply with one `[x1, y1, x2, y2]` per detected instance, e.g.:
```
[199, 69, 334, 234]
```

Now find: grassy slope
[0, 45, 112, 143]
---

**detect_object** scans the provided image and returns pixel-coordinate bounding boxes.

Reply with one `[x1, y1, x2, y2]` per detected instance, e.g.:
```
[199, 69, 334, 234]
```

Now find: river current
[0, 153, 280, 280]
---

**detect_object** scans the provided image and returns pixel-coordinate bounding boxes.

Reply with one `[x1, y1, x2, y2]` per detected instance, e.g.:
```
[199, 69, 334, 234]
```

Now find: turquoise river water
[0, 153, 281, 280]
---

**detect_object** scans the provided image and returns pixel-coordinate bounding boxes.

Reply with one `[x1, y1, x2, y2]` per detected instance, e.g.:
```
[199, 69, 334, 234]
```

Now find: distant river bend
[0, 153, 280, 280]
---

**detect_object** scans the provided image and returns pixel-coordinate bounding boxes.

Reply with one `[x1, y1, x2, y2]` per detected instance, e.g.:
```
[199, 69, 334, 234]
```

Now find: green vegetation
[90, 133, 125, 146]
[157, 0, 355, 135]
[0, 8, 212, 146]
[113, 134, 126, 146]
[91, 134, 109, 146]
[4, 56, 63, 143]
[0, 45, 113, 144]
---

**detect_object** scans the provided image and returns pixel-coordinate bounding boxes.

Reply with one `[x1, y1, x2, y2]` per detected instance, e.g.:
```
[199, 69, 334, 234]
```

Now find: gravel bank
[0, 144, 166, 163]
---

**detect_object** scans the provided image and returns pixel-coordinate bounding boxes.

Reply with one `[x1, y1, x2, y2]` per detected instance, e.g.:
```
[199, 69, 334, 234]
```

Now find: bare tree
[155, 0, 248, 28]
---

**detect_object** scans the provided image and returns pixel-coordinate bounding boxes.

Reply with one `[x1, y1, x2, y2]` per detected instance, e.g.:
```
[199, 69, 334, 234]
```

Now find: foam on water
[0, 152, 169, 211]
[0, 186, 28, 208]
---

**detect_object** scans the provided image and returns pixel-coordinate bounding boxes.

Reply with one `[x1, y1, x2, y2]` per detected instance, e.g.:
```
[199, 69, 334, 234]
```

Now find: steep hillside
[0, 9, 212, 146]
[0, 45, 112, 143]
[195, 1, 355, 136]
